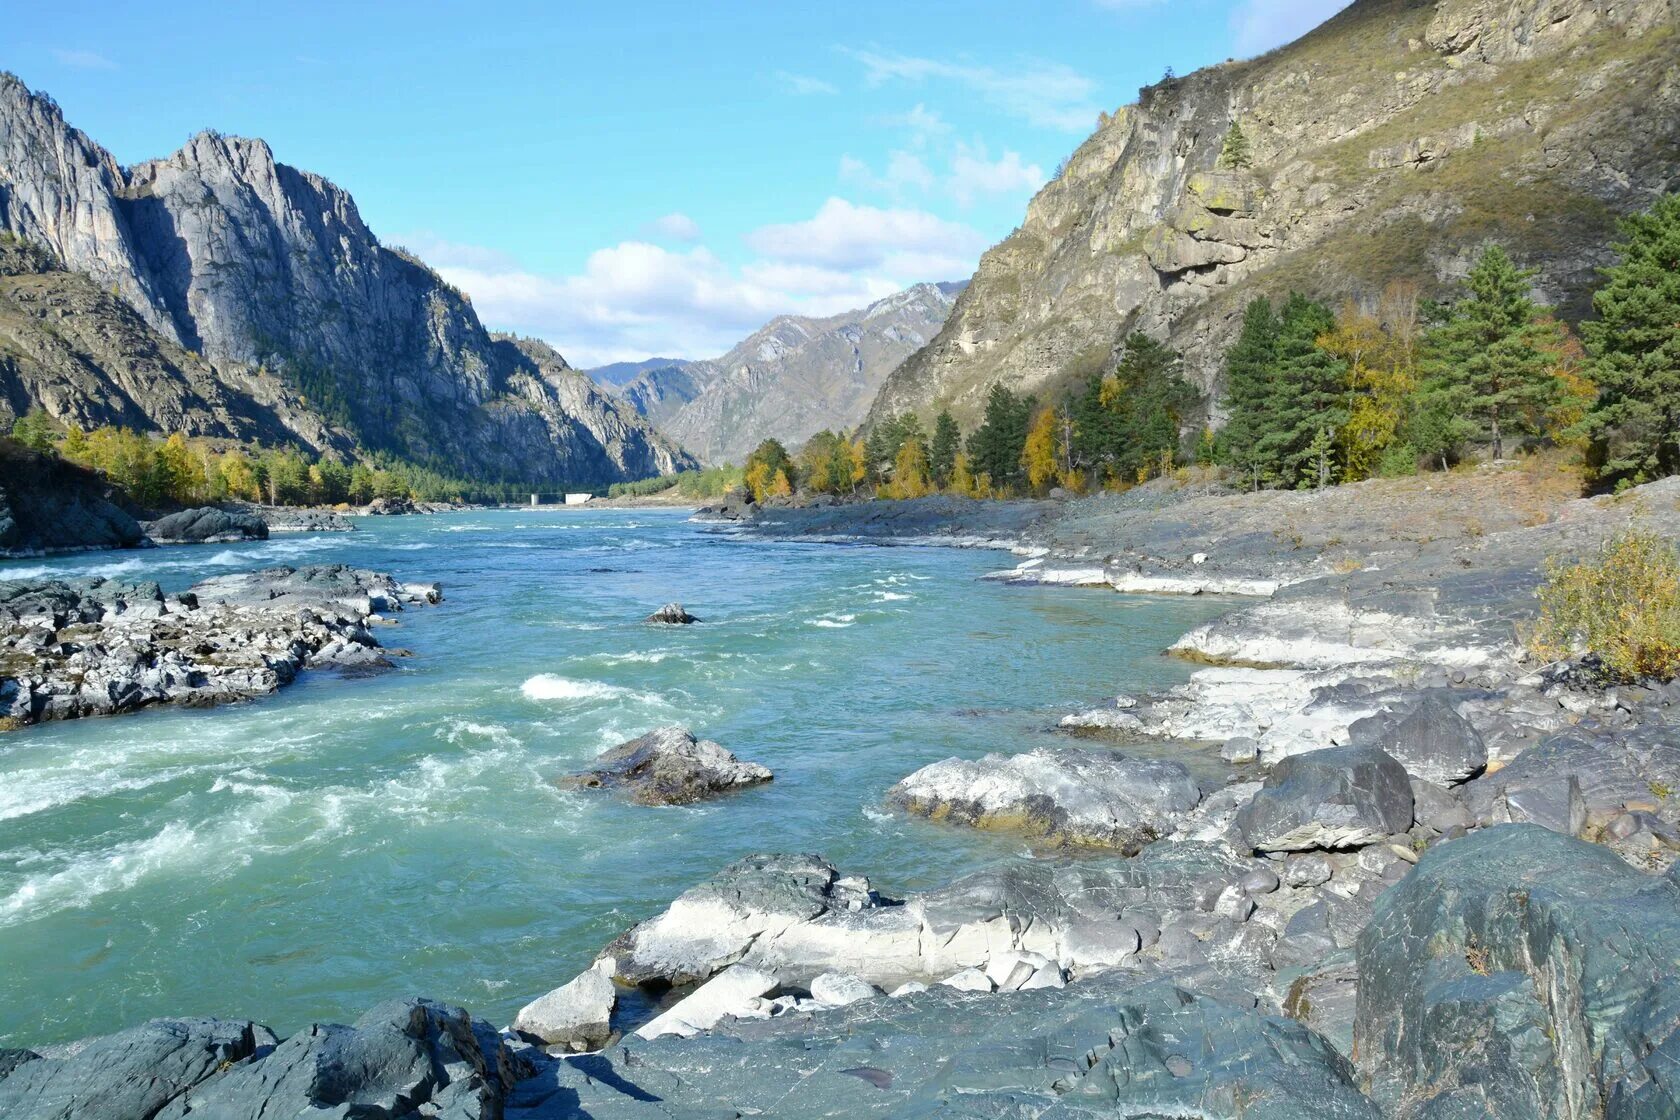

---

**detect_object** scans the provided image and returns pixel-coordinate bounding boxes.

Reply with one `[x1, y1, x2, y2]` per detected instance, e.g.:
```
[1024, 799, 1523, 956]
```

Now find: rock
[808, 972, 880, 1008]
[0, 565, 438, 729]
[938, 968, 994, 992]
[141, 506, 268, 545]
[1283, 853, 1335, 888]
[559, 726, 772, 806]
[636, 966, 781, 1040]
[1348, 692, 1487, 785]
[1356, 824, 1680, 1118]
[0, 442, 144, 558]
[1236, 745, 1415, 852]
[0, 1017, 275, 1120]
[887, 746, 1201, 851]
[1282, 953, 1360, 1061]
[646, 602, 699, 624]
[1221, 735, 1260, 763]
[252, 506, 355, 533]
[1408, 777, 1474, 833]
[1461, 726, 1680, 838]
[888, 981, 928, 998]
[513, 965, 617, 1051]
[1240, 867, 1282, 894]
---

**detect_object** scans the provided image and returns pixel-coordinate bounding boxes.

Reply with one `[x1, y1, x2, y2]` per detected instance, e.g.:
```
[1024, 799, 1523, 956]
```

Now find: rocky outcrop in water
[0, 75, 693, 487]
[0, 439, 142, 557]
[868, 0, 1679, 428]
[614, 282, 962, 467]
[559, 726, 772, 806]
[0, 564, 440, 728]
[140, 506, 268, 545]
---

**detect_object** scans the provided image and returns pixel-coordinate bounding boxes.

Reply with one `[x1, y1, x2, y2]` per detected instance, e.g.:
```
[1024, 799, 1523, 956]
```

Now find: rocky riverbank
[0, 564, 441, 729]
[4, 466, 1679, 1118]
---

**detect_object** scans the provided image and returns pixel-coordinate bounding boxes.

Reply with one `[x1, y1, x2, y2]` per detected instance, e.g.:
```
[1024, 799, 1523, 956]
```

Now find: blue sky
[9, 0, 1348, 365]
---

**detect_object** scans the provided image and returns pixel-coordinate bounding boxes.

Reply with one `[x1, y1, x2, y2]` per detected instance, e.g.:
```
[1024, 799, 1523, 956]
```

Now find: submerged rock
[140, 506, 268, 545]
[560, 726, 772, 805]
[887, 746, 1201, 850]
[646, 602, 699, 624]
[1355, 825, 1680, 1118]
[1236, 745, 1414, 852]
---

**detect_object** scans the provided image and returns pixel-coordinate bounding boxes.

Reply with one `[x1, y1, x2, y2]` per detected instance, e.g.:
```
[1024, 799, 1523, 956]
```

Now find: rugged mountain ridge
[0, 74, 692, 486]
[868, 0, 1679, 429]
[614, 282, 962, 465]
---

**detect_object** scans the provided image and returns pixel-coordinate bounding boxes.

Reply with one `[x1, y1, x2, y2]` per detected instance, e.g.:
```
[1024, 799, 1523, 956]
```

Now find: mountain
[587, 358, 692, 389]
[868, 0, 1679, 429]
[617, 282, 963, 466]
[0, 74, 693, 486]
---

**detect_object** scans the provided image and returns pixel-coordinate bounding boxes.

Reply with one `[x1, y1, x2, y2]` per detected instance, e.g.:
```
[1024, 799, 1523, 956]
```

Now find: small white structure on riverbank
[565, 493, 593, 506]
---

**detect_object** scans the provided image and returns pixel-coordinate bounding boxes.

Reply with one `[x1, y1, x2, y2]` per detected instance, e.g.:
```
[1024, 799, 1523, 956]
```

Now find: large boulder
[1460, 725, 1680, 838]
[1355, 825, 1680, 1118]
[513, 965, 617, 1052]
[141, 506, 268, 545]
[887, 746, 1202, 851]
[0, 1018, 276, 1120]
[646, 602, 699, 624]
[1347, 692, 1487, 785]
[1236, 745, 1414, 852]
[559, 726, 772, 806]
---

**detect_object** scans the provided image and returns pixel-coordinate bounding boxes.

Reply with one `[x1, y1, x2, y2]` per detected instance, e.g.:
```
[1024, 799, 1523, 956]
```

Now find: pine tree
[1219, 298, 1281, 489]
[1420, 245, 1561, 461]
[9, 407, 56, 453]
[1581, 192, 1680, 483]
[1218, 121, 1252, 170]
[929, 410, 960, 488]
[967, 384, 1033, 494]
[1258, 294, 1345, 489]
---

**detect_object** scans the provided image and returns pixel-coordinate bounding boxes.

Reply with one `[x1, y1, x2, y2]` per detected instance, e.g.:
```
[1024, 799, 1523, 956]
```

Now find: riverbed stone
[1348, 691, 1487, 785]
[887, 746, 1201, 850]
[513, 965, 617, 1051]
[637, 967, 781, 1040]
[559, 726, 772, 806]
[141, 506, 268, 545]
[1236, 745, 1414, 852]
[646, 602, 698, 624]
[1355, 824, 1680, 1118]
[809, 972, 880, 1008]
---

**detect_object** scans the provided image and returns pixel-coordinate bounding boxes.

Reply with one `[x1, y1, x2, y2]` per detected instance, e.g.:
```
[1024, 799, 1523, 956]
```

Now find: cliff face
[619, 282, 961, 465]
[0, 75, 692, 486]
[869, 0, 1679, 429]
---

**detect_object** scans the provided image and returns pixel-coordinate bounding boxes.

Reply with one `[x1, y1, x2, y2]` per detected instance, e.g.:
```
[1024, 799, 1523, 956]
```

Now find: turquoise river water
[0, 509, 1232, 1046]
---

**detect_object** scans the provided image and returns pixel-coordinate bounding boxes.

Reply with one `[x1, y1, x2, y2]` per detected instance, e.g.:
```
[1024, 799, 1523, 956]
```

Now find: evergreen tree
[1218, 121, 1252, 170]
[9, 408, 56, 453]
[1257, 294, 1345, 489]
[1419, 245, 1561, 461]
[1218, 298, 1281, 489]
[1581, 192, 1680, 483]
[966, 384, 1034, 493]
[929, 410, 960, 488]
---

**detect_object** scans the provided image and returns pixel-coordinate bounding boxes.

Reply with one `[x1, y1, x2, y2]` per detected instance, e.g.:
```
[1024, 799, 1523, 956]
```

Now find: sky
[8, 0, 1349, 366]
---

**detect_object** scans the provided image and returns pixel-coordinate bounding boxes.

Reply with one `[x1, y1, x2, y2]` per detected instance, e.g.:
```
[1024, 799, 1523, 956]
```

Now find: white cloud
[410, 199, 985, 366]
[775, 70, 838, 96]
[1228, 0, 1352, 56]
[845, 49, 1102, 133]
[745, 197, 987, 273]
[947, 143, 1046, 208]
[51, 48, 116, 70]
[878, 103, 950, 143]
[646, 212, 702, 242]
[840, 149, 935, 195]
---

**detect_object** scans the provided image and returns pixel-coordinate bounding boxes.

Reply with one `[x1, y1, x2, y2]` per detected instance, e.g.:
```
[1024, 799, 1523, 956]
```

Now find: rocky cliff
[616, 282, 962, 465]
[869, 0, 1679, 429]
[0, 74, 692, 486]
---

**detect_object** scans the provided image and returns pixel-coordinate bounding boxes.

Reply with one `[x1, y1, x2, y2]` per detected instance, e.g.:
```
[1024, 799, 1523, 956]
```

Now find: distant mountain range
[595, 282, 964, 466]
[0, 73, 692, 487]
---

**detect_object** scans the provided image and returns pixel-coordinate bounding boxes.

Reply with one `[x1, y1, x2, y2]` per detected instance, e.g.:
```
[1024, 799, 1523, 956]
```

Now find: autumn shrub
[1530, 530, 1680, 681]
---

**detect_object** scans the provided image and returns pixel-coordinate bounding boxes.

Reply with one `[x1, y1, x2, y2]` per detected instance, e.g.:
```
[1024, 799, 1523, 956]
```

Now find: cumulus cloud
[1228, 0, 1352, 56]
[402, 200, 985, 366]
[845, 48, 1102, 133]
[947, 143, 1046, 208]
[645, 212, 702, 242]
[776, 70, 838, 96]
[51, 48, 116, 70]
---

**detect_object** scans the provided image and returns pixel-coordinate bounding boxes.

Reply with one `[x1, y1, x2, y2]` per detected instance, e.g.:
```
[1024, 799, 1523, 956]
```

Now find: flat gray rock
[887, 746, 1201, 851]
[1348, 691, 1487, 785]
[141, 506, 268, 545]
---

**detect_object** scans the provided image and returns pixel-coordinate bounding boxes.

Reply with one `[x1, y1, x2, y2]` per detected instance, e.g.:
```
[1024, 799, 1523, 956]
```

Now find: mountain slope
[0, 74, 692, 486]
[588, 357, 692, 390]
[618, 282, 962, 465]
[868, 0, 1679, 429]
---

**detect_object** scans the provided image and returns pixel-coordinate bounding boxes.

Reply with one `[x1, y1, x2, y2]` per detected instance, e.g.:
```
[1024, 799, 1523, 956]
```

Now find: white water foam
[521, 675, 632, 702]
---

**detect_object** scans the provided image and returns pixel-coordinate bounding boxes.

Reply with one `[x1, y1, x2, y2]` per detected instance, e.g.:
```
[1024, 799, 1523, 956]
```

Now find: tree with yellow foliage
[1022, 406, 1059, 494]
[1319, 294, 1417, 482]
